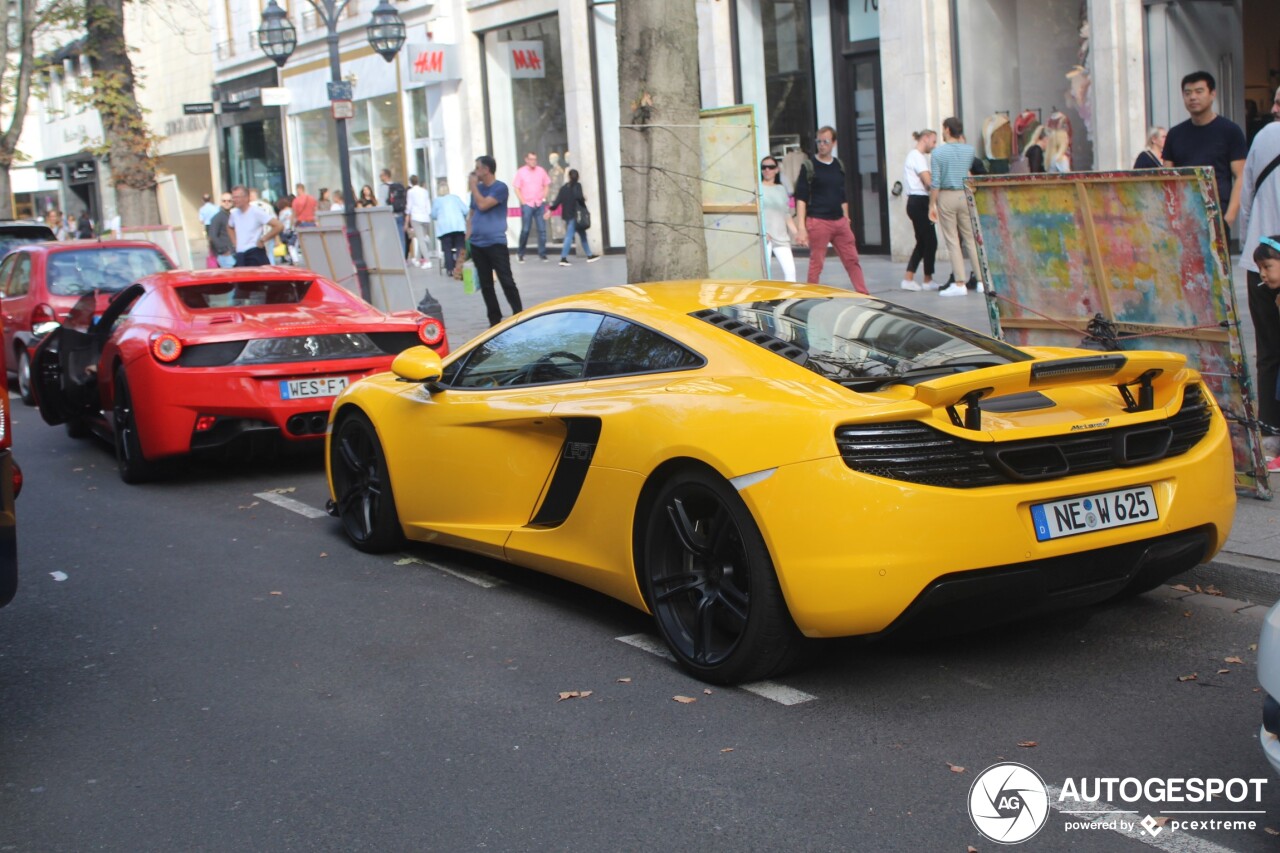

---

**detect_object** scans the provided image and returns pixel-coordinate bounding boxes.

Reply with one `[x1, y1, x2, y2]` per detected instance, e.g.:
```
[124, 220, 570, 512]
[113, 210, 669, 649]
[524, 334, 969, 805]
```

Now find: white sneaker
[900, 279, 923, 292]
[972, 280, 986, 293]
[939, 284, 968, 297]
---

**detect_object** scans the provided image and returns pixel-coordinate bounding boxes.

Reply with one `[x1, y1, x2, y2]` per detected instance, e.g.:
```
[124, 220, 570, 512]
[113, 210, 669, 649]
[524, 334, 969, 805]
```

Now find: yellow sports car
[325, 281, 1235, 684]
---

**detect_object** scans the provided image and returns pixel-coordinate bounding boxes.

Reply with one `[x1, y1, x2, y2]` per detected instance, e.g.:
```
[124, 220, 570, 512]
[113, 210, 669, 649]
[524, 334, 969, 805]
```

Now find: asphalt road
[1, 399, 1277, 853]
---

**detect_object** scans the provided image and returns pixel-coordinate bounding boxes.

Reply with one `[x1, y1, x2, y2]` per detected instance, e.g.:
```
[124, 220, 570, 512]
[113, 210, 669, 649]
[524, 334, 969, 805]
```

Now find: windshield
[46, 247, 173, 295]
[0, 227, 53, 258]
[696, 297, 1030, 386]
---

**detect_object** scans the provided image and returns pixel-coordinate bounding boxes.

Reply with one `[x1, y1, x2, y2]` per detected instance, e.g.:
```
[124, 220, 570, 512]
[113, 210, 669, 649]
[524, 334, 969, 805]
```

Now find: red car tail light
[31, 303, 58, 326]
[418, 318, 445, 347]
[194, 415, 217, 432]
[12, 460, 21, 498]
[151, 333, 183, 363]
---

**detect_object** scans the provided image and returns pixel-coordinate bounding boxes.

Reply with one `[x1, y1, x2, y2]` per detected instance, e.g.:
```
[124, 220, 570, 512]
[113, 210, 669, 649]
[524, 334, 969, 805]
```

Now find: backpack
[387, 182, 407, 214]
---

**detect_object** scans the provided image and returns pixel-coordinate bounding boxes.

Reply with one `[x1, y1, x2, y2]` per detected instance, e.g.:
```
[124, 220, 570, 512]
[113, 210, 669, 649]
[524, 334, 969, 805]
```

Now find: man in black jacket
[206, 192, 235, 268]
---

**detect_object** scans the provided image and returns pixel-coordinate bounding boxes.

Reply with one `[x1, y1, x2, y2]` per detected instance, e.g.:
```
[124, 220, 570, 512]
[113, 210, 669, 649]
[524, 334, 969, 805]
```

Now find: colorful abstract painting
[966, 168, 1269, 498]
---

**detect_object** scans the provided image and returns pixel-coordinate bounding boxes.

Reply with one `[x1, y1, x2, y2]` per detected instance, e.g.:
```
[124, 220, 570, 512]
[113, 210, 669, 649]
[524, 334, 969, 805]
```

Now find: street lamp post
[258, 0, 405, 303]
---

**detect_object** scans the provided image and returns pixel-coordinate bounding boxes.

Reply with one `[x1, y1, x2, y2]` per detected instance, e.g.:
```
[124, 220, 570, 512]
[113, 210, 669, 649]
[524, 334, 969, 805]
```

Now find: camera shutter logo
[968, 762, 1050, 844]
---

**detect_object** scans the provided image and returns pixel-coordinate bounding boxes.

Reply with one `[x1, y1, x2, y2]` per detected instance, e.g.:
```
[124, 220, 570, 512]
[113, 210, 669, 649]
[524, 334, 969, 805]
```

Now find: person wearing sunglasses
[759, 157, 798, 281]
[206, 193, 236, 269]
[793, 126, 867, 292]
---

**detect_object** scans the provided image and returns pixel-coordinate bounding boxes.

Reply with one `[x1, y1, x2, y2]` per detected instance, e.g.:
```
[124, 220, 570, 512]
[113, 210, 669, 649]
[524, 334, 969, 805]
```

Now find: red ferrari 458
[32, 267, 448, 482]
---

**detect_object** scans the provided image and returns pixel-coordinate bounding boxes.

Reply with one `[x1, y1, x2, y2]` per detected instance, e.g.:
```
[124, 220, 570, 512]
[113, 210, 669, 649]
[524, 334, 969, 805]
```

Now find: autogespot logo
[969, 762, 1051, 844]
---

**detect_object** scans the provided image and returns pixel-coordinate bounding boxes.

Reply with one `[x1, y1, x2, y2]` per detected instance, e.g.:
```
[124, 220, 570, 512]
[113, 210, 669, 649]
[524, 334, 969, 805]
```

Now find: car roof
[527, 279, 860, 322]
[8, 239, 171, 256]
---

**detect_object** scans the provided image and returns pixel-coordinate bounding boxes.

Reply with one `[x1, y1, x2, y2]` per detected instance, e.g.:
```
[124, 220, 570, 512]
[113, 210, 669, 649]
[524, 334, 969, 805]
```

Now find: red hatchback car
[32, 267, 449, 483]
[0, 241, 175, 403]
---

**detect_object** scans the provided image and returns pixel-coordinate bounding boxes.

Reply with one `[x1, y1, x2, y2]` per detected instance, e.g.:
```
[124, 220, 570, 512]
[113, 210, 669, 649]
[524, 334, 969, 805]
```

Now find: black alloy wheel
[113, 367, 158, 484]
[16, 348, 33, 406]
[330, 411, 403, 553]
[641, 468, 802, 685]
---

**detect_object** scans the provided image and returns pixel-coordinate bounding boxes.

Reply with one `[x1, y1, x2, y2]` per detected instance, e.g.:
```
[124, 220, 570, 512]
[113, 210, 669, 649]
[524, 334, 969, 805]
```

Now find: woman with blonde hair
[1047, 129, 1072, 173]
[1022, 126, 1048, 173]
[1133, 127, 1166, 169]
[901, 129, 939, 291]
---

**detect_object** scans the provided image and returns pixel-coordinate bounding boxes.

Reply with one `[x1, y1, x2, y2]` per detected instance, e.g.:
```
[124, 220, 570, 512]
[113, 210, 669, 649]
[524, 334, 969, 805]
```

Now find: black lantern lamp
[366, 0, 406, 62]
[258, 0, 297, 67]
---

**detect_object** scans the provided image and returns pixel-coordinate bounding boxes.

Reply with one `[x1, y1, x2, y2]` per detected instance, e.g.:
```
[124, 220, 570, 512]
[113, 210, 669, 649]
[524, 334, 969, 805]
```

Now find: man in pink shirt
[292, 183, 318, 226]
[513, 152, 551, 262]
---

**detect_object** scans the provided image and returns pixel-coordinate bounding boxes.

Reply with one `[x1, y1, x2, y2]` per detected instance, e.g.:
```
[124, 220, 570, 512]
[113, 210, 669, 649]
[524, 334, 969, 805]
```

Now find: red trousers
[805, 216, 867, 293]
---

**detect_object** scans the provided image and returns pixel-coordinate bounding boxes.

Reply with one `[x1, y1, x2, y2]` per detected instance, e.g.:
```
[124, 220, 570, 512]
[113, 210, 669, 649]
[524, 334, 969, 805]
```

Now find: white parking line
[1045, 785, 1243, 852]
[739, 681, 816, 706]
[396, 554, 503, 589]
[614, 634, 817, 705]
[253, 491, 329, 519]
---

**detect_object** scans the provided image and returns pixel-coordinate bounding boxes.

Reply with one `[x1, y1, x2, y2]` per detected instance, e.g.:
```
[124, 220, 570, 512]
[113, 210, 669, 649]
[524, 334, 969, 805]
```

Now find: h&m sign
[507, 41, 545, 79]
[406, 43, 459, 84]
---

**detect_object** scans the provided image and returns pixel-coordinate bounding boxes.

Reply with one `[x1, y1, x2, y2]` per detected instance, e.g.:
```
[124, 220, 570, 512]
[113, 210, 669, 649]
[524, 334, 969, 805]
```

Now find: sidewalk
[402, 248, 1279, 604]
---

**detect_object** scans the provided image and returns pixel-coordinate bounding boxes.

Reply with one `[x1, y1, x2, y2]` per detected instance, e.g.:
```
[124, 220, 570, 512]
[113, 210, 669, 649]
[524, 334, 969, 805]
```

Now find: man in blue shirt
[467, 155, 524, 327]
[197, 193, 219, 227]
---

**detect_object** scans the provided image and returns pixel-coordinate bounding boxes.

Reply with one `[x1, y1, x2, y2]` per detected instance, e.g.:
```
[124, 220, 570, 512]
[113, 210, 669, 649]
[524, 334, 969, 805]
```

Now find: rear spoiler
[911, 352, 1188, 430]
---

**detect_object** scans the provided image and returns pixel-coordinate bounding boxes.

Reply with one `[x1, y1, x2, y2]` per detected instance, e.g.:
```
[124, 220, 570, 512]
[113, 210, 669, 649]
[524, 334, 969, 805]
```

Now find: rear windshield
[176, 279, 313, 309]
[46, 247, 173, 294]
[0, 226, 54, 258]
[696, 297, 1030, 388]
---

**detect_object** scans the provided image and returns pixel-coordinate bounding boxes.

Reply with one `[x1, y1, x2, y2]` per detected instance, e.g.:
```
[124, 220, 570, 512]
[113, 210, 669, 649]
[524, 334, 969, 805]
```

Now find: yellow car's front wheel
[331, 410, 404, 553]
[641, 467, 803, 685]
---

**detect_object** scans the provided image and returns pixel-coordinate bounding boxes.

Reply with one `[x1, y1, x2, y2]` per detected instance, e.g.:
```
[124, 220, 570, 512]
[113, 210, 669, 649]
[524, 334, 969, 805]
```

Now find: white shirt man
[405, 176, 433, 267]
[227, 185, 282, 267]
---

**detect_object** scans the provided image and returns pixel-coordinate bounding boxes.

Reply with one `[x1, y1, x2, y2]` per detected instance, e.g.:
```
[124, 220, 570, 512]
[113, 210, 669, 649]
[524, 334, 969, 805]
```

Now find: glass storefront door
[844, 54, 885, 251]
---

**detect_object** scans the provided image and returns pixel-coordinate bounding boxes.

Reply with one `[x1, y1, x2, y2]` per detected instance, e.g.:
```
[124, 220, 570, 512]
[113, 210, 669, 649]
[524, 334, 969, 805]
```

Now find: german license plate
[280, 376, 349, 400]
[1030, 485, 1158, 542]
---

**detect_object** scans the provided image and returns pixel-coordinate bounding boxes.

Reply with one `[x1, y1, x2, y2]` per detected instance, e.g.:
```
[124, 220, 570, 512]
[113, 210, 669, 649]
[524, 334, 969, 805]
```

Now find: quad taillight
[151, 333, 183, 363]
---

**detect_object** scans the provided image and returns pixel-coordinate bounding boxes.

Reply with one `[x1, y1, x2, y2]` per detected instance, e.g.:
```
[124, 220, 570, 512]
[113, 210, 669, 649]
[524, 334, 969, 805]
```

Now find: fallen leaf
[1017, 741, 1038, 748]
[721, 748, 734, 753]
[1177, 673, 1198, 682]
[616, 677, 632, 684]
[703, 689, 713, 695]
[393, 558, 415, 566]
[1203, 584, 1223, 596]
[1153, 817, 1169, 827]
[947, 762, 965, 773]
[1225, 656, 1244, 664]
[1170, 583, 1193, 592]
[1183, 610, 1193, 618]
[237, 501, 260, 510]
[72, 467, 83, 472]
[557, 690, 592, 701]
[1250, 644, 1259, 651]
[269, 487, 297, 494]
[1264, 826, 1278, 836]
[968, 847, 980, 853]
[673, 695, 697, 704]
[270, 591, 283, 596]
[1195, 584, 1204, 593]
[319, 552, 328, 558]
[1218, 669, 1231, 675]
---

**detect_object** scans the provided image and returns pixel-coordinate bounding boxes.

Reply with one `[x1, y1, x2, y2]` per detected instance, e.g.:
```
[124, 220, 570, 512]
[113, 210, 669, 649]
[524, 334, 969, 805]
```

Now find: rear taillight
[12, 460, 21, 498]
[418, 318, 445, 347]
[151, 333, 183, 363]
[31, 304, 58, 326]
[0, 390, 7, 449]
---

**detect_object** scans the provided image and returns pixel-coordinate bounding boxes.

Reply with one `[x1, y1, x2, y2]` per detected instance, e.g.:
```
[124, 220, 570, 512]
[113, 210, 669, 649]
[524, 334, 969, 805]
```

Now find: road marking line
[740, 681, 816, 705]
[253, 492, 328, 519]
[396, 554, 502, 589]
[614, 634, 817, 705]
[1045, 785, 1242, 852]
[616, 633, 674, 661]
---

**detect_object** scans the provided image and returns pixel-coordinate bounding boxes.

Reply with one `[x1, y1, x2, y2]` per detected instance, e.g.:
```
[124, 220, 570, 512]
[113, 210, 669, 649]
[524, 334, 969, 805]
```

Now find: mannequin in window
[547, 152, 566, 242]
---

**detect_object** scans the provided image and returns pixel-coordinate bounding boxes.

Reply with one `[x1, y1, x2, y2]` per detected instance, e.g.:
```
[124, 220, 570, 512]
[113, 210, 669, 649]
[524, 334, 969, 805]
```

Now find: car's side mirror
[391, 346, 444, 386]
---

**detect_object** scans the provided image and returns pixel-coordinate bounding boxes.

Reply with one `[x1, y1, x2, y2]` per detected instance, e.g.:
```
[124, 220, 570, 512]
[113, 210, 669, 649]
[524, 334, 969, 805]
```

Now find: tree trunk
[0, 0, 39, 219]
[616, 0, 707, 283]
[85, 0, 159, 226]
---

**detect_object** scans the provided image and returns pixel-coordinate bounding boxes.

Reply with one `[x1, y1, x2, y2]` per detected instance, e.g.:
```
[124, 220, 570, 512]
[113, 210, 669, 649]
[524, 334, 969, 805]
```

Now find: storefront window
[847, 0, 879, 43]
[222, 119, 287, 202]
[762, 0, 816, 155]
[369, 96, 402, 180]
[486, 15, 568, 171]
[294, 108, 340, 193]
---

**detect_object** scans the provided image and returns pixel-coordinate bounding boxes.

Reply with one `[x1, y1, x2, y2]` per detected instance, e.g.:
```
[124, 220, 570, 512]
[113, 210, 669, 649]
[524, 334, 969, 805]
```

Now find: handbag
[575, 204, 591, 231]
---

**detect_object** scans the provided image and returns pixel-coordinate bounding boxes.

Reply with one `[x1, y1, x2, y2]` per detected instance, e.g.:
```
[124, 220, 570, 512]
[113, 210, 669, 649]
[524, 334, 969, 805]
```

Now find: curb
[1173, 552, 1280, 608]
